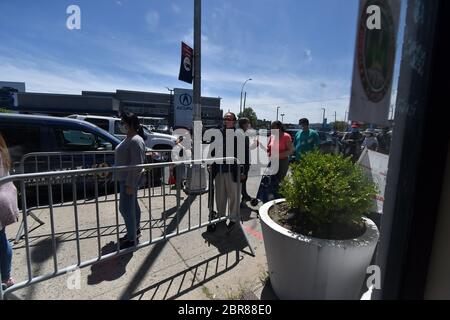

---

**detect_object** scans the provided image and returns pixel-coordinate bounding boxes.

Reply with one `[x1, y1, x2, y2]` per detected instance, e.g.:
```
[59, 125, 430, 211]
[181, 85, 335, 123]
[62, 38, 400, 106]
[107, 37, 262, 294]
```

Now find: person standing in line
[238, 117, 252, 206]
[256, 121, 294, 203]
[377, 127, 391, 155]
[361, 129, 379, 151]
[209, 112, 246, 234]
[0, 133, 17, 290]
[294, 118, 320, 162]
[115, 113, 147, 249]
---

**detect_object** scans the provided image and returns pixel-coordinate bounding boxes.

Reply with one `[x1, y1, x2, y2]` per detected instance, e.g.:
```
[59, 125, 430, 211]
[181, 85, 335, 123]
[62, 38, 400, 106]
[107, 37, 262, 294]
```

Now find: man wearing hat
[361, 129, 379, 151]
[342, 122, 364, 161]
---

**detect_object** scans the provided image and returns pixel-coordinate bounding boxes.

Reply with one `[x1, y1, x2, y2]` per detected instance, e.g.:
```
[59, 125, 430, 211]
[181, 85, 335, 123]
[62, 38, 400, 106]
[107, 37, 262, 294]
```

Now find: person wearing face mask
[208, 112, 246, 234]
[114, 112, 147, 250]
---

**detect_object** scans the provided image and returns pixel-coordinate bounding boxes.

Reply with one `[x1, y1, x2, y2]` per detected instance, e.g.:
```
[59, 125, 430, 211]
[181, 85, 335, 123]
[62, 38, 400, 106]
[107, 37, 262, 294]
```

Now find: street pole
[281, 114, 285, 122]
[243, 92, 247, 112]
[193, 0, 201, 123]
[240, 78, 252, 115]
[186, 0, 205, 194]
[276, 106, 280, 121]
[192, 0, 202, 162]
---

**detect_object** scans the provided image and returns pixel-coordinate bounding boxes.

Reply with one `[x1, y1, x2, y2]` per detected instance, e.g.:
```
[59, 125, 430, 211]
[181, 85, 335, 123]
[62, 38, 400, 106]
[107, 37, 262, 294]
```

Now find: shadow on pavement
[130, 251, 242, 300]
[87, 242, 134, 285]
[119, 195, 197, 300]
[201, 223, 249, 254]
[18, 236, 63, 300]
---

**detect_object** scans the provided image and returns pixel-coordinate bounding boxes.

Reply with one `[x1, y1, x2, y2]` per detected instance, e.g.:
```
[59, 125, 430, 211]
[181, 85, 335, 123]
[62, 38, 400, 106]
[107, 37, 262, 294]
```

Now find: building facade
[14, 88, 223, 127]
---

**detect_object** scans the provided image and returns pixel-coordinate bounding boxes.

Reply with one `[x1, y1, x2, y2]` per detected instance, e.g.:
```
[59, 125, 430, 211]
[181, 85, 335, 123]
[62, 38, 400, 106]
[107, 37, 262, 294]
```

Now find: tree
[330, 121, 349, 132]
[238, 107, 258, 128]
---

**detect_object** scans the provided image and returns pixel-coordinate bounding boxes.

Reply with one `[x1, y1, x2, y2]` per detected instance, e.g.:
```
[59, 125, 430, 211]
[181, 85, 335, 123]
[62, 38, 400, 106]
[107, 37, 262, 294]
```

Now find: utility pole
[186, 0, 205, 194]
[193, 0, 201, 123]
[240, 78, 252, 114]
[243, 92, 247, 112]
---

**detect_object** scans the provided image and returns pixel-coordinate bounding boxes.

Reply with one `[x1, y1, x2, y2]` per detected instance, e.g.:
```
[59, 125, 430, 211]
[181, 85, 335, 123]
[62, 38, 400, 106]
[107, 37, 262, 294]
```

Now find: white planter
[259, 199, 379, 300]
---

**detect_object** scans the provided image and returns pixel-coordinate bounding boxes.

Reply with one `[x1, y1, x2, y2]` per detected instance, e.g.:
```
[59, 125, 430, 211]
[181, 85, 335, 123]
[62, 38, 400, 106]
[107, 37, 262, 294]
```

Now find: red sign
[179, 42, 193, 84]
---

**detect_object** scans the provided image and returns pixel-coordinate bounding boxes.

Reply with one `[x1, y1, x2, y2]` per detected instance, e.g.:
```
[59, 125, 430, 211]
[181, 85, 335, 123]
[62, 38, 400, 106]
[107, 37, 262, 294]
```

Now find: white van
[68, 115, 177, 151]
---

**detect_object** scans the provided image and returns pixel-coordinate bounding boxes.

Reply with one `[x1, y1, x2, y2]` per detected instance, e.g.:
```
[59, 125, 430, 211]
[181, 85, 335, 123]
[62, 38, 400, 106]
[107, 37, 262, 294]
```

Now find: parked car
[0, 114, 167, 206]
[285, 129, 339, 155]
[0, 114, 124, 206]
[156, 124, 171, 134]
[1, 114, 121, 171]
[68, 115, 177, 153]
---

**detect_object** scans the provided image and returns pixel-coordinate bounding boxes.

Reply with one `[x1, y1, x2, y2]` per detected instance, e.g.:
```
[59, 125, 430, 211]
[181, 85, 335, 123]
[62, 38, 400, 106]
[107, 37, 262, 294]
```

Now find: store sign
[174, 88, 194, 130]
[349, 0, 401, 125]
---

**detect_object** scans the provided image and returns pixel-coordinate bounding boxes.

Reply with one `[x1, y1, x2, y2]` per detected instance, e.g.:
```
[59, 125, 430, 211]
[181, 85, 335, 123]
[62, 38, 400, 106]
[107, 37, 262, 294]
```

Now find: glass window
[114, 120, 126, 135]
[56, 129, 96, 151]
[54, 128, 114, 151]
[0, 125, 41, 165]
[84, 118, 109, 132]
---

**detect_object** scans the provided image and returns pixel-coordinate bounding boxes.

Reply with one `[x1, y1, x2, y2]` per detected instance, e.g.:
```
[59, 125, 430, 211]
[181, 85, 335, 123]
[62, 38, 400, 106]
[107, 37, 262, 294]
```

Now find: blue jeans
[0, 228, 12, 281]
[119, 182, 141, 241]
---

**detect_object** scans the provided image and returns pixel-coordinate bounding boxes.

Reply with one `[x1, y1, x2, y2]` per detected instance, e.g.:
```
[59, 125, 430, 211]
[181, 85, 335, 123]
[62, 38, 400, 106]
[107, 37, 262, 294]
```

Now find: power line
[249, 96, 351, 107]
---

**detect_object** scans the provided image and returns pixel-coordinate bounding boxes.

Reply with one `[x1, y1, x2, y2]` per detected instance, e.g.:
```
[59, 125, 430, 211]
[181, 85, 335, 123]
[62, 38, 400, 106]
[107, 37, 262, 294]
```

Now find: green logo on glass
[358, 1, 396, 103]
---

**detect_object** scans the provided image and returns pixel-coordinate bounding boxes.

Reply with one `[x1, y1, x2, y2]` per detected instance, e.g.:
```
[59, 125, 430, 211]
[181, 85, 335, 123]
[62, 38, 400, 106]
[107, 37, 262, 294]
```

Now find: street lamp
[276, 106, 281, 121]
[240, 78, 252, 114]
[321, 108, 326, 123]
[281, 114, 285, 122]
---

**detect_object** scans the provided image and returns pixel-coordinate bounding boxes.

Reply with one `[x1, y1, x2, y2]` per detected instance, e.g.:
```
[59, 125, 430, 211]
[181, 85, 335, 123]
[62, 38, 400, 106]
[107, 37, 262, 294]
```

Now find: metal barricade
[13, 150, 174, 243]
[0, 157, 254, 300]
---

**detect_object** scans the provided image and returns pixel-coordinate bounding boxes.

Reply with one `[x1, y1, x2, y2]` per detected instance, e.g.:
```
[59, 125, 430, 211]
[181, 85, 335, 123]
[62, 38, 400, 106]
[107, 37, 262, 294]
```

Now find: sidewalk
[5, 166, 278, 300]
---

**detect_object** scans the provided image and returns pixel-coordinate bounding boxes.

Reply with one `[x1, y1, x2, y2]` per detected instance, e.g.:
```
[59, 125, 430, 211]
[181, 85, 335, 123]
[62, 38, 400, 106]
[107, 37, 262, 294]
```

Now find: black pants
[241, 168, 251, 200]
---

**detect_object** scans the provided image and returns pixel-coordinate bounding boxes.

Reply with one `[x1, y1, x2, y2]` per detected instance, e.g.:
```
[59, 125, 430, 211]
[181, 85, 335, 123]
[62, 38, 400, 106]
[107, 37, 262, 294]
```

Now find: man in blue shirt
[294, 118, 320, 161]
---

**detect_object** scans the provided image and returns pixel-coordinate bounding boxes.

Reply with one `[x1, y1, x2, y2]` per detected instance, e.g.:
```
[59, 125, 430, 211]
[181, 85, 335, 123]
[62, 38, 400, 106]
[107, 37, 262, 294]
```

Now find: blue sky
[0, 0, 405, 124]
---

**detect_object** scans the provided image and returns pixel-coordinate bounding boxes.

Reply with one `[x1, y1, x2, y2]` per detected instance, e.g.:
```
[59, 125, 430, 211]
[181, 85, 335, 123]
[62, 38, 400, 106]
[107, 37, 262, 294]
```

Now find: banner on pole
[178, 42, 193, 84]
[349, 0, 401, 126]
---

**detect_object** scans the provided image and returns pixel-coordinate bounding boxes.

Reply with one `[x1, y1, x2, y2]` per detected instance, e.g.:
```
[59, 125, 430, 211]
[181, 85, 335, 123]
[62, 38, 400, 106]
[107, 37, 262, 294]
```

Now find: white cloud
[115, 1, 123, 6]
[171, 3, 181, 14]
[304, 49, 313, 63]
[145, 11, 160, 32]
[0, 37, 352, 125]
[0, 56, 164, 95]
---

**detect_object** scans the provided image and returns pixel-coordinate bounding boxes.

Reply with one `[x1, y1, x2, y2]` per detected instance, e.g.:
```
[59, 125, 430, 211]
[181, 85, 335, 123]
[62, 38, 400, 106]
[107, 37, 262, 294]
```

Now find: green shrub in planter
[278, 151, 377, 240]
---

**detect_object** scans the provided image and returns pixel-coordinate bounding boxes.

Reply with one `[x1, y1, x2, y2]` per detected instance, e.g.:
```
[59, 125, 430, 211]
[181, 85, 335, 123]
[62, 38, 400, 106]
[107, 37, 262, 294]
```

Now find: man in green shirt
[294, 118, 320, 161]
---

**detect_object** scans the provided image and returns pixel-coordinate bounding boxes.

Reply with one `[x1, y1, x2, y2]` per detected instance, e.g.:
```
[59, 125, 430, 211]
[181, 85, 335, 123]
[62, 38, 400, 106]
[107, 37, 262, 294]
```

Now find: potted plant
[259, 151, 379, 300]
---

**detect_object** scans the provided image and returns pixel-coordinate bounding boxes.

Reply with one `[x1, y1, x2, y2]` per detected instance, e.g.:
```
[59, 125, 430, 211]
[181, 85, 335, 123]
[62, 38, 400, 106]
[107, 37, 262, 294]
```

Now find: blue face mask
[351, 128, 359, 133]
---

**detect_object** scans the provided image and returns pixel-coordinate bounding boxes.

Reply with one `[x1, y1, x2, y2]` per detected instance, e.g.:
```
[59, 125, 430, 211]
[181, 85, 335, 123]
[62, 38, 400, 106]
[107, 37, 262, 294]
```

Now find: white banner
[349, 0, 401, 126]
[358, 148, 389, 214]
[174, 88, 194, 130]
